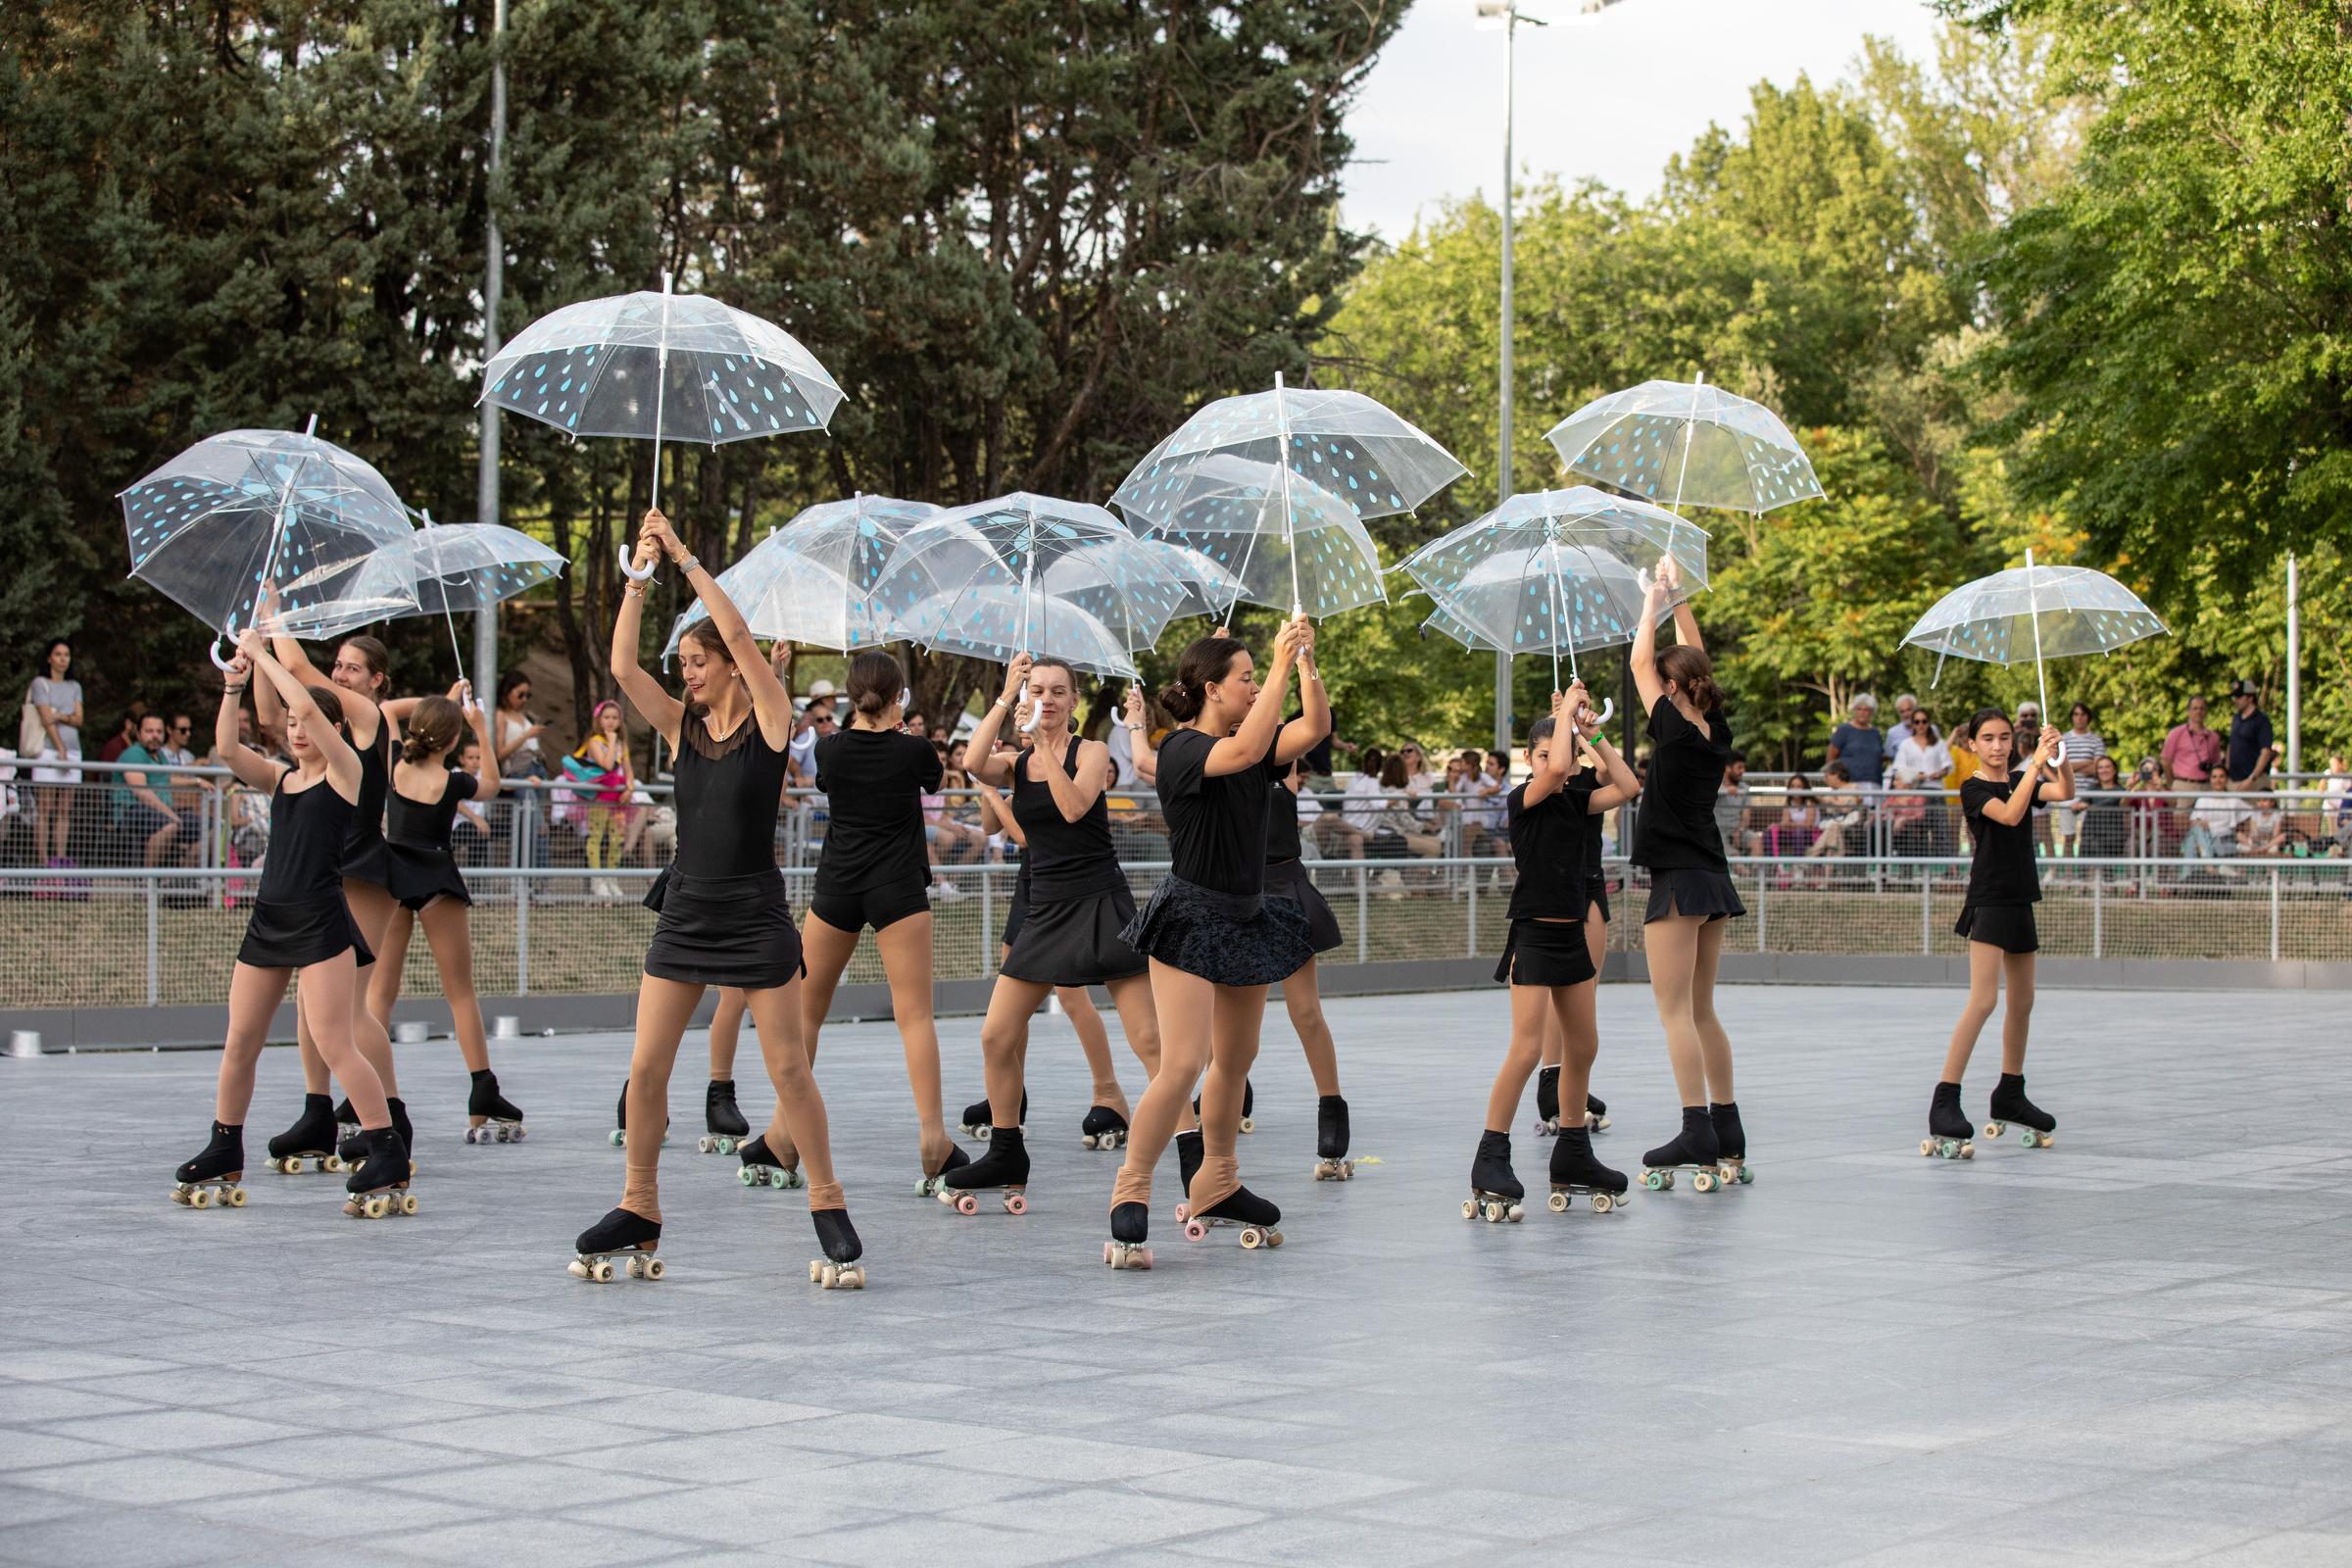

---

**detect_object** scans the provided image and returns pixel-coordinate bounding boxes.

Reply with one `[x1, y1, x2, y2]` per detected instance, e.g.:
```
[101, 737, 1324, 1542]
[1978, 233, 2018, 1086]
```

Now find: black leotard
[261, 775, 358, 904]
[387, 770, 473, 853]
[339, 723, 391, 884]
[674, 714, 791, 878]
[385, 770, 478, 910]
[1010, 743, 1123, 900]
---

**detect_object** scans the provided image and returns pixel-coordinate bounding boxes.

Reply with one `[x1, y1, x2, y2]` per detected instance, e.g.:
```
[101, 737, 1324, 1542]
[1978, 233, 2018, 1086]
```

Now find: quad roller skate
[1532, 1066, 1562, 1138]
[1192, 1079, 1254, 1135]
[914, 1144, 971, 1199]
[809, 1209, 865, 1290]
[1175, 1128, 1203, 1209]
[464, 1070, 527, 1145]
[1640, 1107, 1727, 1193]
[1464, 1129, 1524, 1223]
[1921, 1082, 1975, 1160]
[266, 1094, 344, 1174]
[1586, 1093, 1611, 1133]
[1546, 1125, 1630, 1214]
[341, 1127, 417, 1219]
[338, 1098, 414, 1170]
[570, 1207, 663, 1282]
[960, 1090, 1026, 1142]
[697, 1078, 749, 1155]
[333, 1096, 361, 1147]
[171, 1122, 248, 1209]
[1080, 1105, 1128, 1151]
[737, 1134, 806, 1191]
[1709, 1101, 1754, 1185]
[1179, 1185, 1281, 1250]
[1103, 1200, 1153, 1270]
[1984, 1073, 2056, 1150]
[939, 1127, 1028, 1215]
[1311, 1095, 1353, 1181]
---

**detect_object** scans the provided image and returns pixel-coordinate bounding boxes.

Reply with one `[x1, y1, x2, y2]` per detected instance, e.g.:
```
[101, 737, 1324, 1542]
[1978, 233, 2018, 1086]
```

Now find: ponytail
[401, 696, 466, 763]
[1656, 645, 1722, 712]
[1160, 635, 1246, 725]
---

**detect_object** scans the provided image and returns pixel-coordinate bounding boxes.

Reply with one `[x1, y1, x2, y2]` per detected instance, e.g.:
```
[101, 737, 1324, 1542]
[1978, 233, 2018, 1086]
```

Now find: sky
[1343, 0, 1948, 240]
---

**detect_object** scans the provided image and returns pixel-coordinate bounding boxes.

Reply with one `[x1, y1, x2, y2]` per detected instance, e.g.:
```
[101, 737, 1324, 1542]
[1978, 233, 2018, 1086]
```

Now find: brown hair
[307, 685, 346, 729]
[402, 696, 466, 763]
[847, 650, 904, 719]
[1657, 645, 1721, 712]
[340, 635, 390, 697]
[1161, 636, 1245, 724]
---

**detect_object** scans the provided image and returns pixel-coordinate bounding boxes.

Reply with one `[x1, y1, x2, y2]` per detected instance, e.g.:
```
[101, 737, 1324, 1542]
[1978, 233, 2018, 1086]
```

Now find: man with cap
[2226, 678, 2276, 790]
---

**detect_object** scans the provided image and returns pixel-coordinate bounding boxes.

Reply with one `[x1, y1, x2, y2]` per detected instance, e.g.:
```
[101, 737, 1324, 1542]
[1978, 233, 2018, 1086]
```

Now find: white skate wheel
[189, 1188, 211, 1209]
[643, 1256, 664, 1280]
[400, 1194, 418, 1215]
[1461, 1199, 1477, 1220]
[1593, 1193, 1614, 1213]
[593, 1260, 613, 1282]
[1239, 1117, 1254, 1134]
[1240, 1227, 1262, 1250]
[808, 1260, 823, 1282]
[1507, 1205, 1523, 1223]
[1548, 1192, 1568, 1213]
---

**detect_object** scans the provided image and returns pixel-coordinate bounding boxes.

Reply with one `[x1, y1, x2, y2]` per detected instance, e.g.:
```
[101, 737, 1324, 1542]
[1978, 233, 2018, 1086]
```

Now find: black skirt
[1494, 917, 1596, 987]
[1002, 882, 1028, 949]
[1263, 858, 1343, 955]
[385, 842, 470, 911]
[1588, 883, 1612, 927]
[1956, 903, 2038, 955]
[1001, 884, 1148, 987]
[340, 834, 391, 890]
[238, 896, 374, 970]
[643, 868, 804, 989]
[1120, 875, 1316, 988]
[1642, 865, 1747, 925]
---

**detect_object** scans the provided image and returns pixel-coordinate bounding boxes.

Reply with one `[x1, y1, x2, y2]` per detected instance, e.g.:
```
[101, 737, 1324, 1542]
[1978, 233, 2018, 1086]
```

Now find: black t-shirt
[1265, 780, 1302, 863]
[1631, 695, 1733, 872]
[1961, 769, 2041, 906]
[814, 728, 943, 894]
[386, 770, 475, 852]
[2228, 709, 2274, 779]
[1156, 727, 1285, 896]
[1579, 767, 1606, 905]
[1506, 777, 1594, 920]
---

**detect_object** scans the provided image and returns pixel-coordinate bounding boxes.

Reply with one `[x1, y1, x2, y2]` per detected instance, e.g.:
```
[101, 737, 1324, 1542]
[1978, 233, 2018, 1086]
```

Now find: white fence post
[514, 873, 531, 996]
[2271, 866, 2281, 963]
[146, 875, 161, 1006]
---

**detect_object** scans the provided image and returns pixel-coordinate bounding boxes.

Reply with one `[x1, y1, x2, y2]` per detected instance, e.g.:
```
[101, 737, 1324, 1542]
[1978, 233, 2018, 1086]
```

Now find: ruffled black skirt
[340, 833, 392, 891]
[1956, 903, 2038, 955]
[643, 868, 803, 989]
[1263, 858, 1343, 955]
[1642, 865, 1747, 925]
[1494, 917, 1595, 987]
[1002, 883, 1148, 987]
[1120, 875, 1316, 988]
[238, 895, 374, 970]
[1002, 882, 1028, 948]
[385, 842, 470, 911]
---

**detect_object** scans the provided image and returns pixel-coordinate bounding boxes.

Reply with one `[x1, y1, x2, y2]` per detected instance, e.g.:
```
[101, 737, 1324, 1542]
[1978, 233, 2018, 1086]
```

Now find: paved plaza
[4, 982, 2350, 1566]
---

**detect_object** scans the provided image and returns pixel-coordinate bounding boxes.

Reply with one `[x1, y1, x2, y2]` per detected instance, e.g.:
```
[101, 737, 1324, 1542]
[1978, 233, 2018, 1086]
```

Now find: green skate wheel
[609, 1129, 625, 1148]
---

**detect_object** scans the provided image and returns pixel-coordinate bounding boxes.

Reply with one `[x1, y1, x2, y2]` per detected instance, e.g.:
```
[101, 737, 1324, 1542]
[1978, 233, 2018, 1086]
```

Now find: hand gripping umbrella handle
[617, 544, 657, 583]
[209, 636, 238, 673]
[1587, 698, 1615, 731]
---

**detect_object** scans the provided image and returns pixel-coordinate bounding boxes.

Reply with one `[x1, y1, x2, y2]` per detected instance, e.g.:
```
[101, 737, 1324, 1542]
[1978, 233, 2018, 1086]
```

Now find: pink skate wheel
[954, 1193, 977, 1215]
[1005, 1194, 1027, 1215]
[1184, 1219, 1206, 1241]
[1173, 1202, 1190, 1222]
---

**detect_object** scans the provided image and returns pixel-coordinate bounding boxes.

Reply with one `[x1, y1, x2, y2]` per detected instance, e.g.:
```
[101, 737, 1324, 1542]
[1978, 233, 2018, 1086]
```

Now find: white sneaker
[935, 882, 968, 902]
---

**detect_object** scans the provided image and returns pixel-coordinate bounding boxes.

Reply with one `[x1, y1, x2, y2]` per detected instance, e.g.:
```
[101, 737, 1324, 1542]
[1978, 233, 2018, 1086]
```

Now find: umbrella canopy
[1902, 551, 2168, 715]
[1139, 539, 1247, 623]
[665, 494, 938, 660]
[884, 585, 1144, 680]
[1545, 376, 1821, 514]
[1396, 486, 1709, 686]
[1116, 454, 1390, 621]
[120, 424, 419, 651]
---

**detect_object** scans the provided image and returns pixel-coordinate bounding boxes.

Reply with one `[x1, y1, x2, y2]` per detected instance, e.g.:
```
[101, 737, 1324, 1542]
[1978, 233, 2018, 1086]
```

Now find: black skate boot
[699, 1078, 749, 1155]
[338, 1097, 414, 1170]
[939, 1127, 1029, 1215]
[1708, 1101, 1753, 1185]
[1174, 1128, 1203, 1216]
[810, 1208, 865, 1290]
[1312, 1095, 1353, 1180]
[1080, 1105, 1129, 1151]
[267, 1094, 342, 1173]
[1534, 1065, 1562, 1136]
[738, 1132, 806, 1191]
[1104, 1200, 1153, 1270]
[1184, 1183, 1282, 1249]
[610, 1079, 628, 1148]
[1465, 1129, 1525, 1223]
[571, 1207, 662, 1282]
[1985, 1073, 2055, 1149]
[915, 1143, 971, 1199]
[1922, 1081, 1975, 1160]
[1190, 1077, 1255, 1135]
[333, 1096, 359, 1145]
[1547, 1125, 1630, 1213]
[1587, 1092, 1611, 1132]
[961, 1089, 1027, 1141]
[466, 1070, 527, 1145]
[172, 1122, 246, 1208]
[341, 1126, 416, 1219]
[1641, 1106, 1726, 1193]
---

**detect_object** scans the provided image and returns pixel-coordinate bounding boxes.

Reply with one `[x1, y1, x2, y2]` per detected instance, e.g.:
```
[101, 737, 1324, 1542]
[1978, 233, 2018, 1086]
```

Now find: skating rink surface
[5, 983, 2351, 1567]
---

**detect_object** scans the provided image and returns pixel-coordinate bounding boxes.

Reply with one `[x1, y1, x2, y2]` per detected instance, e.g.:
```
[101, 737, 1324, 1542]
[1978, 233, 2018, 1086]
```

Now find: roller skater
[172, 1122, 247, 1208]
[1104, 1201, 1153, 1270]
[1190, 1078, 1253, 1134]
[581, 511, 855, 1280]
[1630, 558, 1749, 1191]
[959, 1089, 1027, 1142]
[1464, 1130, 1524, 1223]
[333, 1097, 360, 1146]
[336, 1096, 413, 1169]
[698, 1077, 750, 1154]
[341, 1124, 416, 1219]
[609, 1078, 630, 1148]
[1534, 1065, 1562, 1137]
[737, 1133, 806, 1190]
[939, 1126, 1029, 1215]
[466, 1070, 526, 1146]
[177, 637, 400, 1218]
[266, 1093, 343, 1174]
[1312, 1095, 1351, 1181]
[571, 1207, 663, 1282]
[1080, 1106, 1129, 1151]
[1538, 1070, 1611, 1134]
[1546, 1124, 1629, 1213]
[1935, 710, 2070, 1157]
[810, 1208, 865, 1290]
[1182, 1183, 1281, 1250]
[1922, 1082, 1975, 1160]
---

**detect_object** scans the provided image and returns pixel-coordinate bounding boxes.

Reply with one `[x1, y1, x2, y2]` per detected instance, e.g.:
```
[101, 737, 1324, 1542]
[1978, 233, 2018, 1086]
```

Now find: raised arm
[1633, 564, 1670, 712]
[965, 656, 1029, 788]
[1035, 731, 1109, 823]
[1205, 615, 1301, 777]
[1124, 688, 1157, 785]
[643, 509, 791, 748]
[213, 653, 286, 793]
[1524, 687, 1578, 807]
[1982, 727, 2063, 827]
[240, 632, 360, 799]
[461, 684, 501, 802]
[1274, 620, 1331, 765]
[269, 623, 381, 750]
[610, 532, 685, 752]
[1581, 698, 1642, 812]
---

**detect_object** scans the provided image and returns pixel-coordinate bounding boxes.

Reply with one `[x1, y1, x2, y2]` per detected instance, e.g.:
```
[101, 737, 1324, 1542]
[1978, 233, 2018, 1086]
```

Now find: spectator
[2013, 701, 2043, 760]
[1321, 744, 1387, 859]
[1773, 774, 1820, 857]
[452, 738, 494, 865]
[2079, 755, 2130, 858]
[2324, 752, 2350, 849]
[1886, 716, 1951, 854]
[1451, 748, 1504, 858]
[1887, 693, 1919, 736]
[1945, 724, 1981, 801]
[1365, 753, 1442, 877]
[2127, 757, 2173, 856]
[1715, 750, 1760, 856]
[2181, 760, 2246, 863]
[1826, 694, 1886, 788]
[574, 700, 636, 898]
[2050, 702, 2107, 858]
[1810, 761, 1866, 858]
[493, 669, 550, 779]
[97, 709, 140, 764]
[946, 739, 968, 773]
[111, 713, 185, 867]
[2226, 678, 2276, 789]
[2240, 793, 2286, 858]
[25, 636, 83, 872]
[1396, 742, 1439, 799]
[2161, 695, 2223, 798]
[924, 752, 986, 877]
[903, 710, 928, 741]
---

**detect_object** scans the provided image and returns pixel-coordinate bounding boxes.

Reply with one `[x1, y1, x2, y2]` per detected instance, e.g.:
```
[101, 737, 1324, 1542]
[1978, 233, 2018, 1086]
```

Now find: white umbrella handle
[1022, 704, 1045, 735]
[898, 687, 911, 711]
[617, 544, 656, 582]
[1588, 697, 1614, 731]
[209, 636, 238, 673]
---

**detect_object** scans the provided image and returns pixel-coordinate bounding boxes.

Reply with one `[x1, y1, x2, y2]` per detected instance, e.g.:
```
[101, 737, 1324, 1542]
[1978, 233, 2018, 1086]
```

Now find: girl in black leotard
[365, 686, 525, 1143]
[255, 627, 411, 1166]
[940, 656, 1163, 1214]
[577, 509, 860, 1289]
[172, 636, 410, 1218]
[1104, 619, 1328, 1268]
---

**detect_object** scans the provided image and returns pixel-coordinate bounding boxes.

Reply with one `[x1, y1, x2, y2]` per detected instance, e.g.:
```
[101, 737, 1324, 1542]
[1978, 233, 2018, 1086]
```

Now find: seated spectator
[96, 709, 141, 765]
[1319, 745, 1387, 860]
[2079, 755, 2131, 858]
[1886, 715, 1952, 854]
[1446, 749, 1504, 858]
[1715, 751, 1761, 856]
[2182, 761, 2246, 862]
[2239, 794, 2287, 858]
[1365, 753, 1442, 867]
[1396, 742, 1439, 802]
[1809, 761, 1865, 858]
[111, 713, 187, 867]
[924, 754, 987, 879]
[2127, 758, 2173, 856]
[1772, 775, 1820, 857]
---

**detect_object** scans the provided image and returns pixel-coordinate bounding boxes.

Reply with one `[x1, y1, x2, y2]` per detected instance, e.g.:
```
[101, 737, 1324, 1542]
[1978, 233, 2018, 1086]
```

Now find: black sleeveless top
[1011, 743, 1123, 901]
[342, 723, 389, 863]
[674, 713, 790, 879]
[1265, 781, 1302, 863]
[387, 770, 475, 851]
[260, 775, 358, 905]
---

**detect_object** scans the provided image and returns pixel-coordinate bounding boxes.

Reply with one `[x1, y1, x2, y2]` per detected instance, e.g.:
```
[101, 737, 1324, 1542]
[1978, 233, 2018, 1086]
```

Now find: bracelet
[1126, 723, 1145, 733]
[223, 683, 248, 695]
[623, 578, 647, 597]
[677, 554, 703, 575]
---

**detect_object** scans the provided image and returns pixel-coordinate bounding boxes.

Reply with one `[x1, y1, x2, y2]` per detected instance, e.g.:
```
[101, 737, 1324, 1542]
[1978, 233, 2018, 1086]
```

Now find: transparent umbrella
[664, 494, 938, 661]
[1139, 539, 1247, 623]
[281, 514, 566, 674]
[1902, 550, 2169, 716]
[120, 420, 419, 664]
[1545, 375, 1821, 515]
[881, 585, 1144, 681]
[1111, 373, 1467, 614]
[1396, 486, 1709, 690]
[1115, 454, 1390, 621]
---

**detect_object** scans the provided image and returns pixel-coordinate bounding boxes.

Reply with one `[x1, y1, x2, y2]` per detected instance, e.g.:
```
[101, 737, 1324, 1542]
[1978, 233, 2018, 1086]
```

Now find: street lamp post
[473, 0, 508, 707]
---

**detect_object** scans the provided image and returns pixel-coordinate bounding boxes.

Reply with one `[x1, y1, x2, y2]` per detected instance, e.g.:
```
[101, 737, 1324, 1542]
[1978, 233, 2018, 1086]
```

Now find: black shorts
[1642, 866, 1746, 925]
[808, 879, 930, 934]
[119, 803, 177, 839]
[1494, 917, 1596, 988]
[1957, 903, 2038, 955]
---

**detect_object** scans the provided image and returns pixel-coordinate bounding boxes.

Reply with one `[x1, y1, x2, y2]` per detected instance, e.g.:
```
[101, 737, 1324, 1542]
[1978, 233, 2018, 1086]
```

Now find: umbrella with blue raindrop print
[664, 493, 938, 662]
[1112, 454, 1393, 623]
[1544, 375, 1821, 517]
[280, 514, 567, 684]
[1901, 552, 2169, 718]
